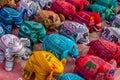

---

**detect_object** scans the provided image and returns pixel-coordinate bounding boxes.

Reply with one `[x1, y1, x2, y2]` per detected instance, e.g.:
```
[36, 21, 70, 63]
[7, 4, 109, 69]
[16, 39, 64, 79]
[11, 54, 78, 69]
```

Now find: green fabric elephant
[84, 61, 96, 71]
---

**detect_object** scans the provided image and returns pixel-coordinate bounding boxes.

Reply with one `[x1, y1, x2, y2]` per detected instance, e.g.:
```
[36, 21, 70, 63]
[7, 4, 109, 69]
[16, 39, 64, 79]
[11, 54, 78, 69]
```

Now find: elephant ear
[44, 18, 53, 28]
[20, 38, 30, 47]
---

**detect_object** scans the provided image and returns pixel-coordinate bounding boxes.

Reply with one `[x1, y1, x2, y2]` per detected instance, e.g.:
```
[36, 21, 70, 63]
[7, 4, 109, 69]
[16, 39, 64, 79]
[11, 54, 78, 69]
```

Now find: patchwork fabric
[87, 39, 118, 62]
[88, 0, 118, 13]
[17, 0, 41, 20]
[65, 0, 90, 11]
[22, 51, 64, 80]
[85, 4, 116, 21]
[34, 10, 61, 29]
[74, 55, 115, 80]
[59, 20, 89, 44]
[101, 27, 120, 43]
[0, 7, 23, 25]
[32, 0, 53, 9]
[50, 0, 76, 18]
[58, 73, 84, 80]
[42, 34, 79, 60]
[112, 14, 120, 28]
[71, 11, 101, 32]
[0, 34, 31, 71]
[18, 21, 46, 49]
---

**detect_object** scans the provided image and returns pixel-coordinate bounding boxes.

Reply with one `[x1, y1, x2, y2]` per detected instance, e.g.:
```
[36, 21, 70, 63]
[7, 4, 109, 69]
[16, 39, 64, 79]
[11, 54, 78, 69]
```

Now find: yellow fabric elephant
[22, 51, 64, 80]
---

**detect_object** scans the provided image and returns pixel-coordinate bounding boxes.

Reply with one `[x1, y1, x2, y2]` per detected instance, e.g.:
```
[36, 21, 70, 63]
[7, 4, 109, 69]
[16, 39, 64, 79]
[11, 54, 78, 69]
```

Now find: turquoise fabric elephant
[86, 0, 118, 21]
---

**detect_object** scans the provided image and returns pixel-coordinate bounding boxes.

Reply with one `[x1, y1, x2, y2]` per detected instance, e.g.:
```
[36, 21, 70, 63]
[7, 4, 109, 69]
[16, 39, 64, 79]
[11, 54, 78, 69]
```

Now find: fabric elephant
[85, 4, 116, 21]
[34, 10, 63, 30]
[87, 39, 120, 67]
[100, 27, 120, 44]
[0, 34, 31, 71]
[42, 34, 79, 63]
[22, 51, 64, 80]
[74, 55, 115, 80]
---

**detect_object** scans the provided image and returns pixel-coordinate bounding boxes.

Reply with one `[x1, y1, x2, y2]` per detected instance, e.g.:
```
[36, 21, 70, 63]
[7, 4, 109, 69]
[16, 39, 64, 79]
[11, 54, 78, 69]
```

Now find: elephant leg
[35, 77, 39, 80]
[22, 61, 34, 80]
[5, 57, 14, 71]
[0, 51, 5, 63]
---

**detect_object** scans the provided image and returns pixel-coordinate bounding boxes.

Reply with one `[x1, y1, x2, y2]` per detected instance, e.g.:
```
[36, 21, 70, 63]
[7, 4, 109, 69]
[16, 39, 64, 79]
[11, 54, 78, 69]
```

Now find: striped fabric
[58, 73, 84, 80]
[87, 39, 117, 61]
[42, 34, 79, 60]
[0, 7, 23, 25]
[71, 11, 101, 32]
[65, 0, 90, 11]
[22, 51, 64, 80]
[19, 21, 46, 50]
[74, 55, 115, 80]
[50, 0, 76, 18]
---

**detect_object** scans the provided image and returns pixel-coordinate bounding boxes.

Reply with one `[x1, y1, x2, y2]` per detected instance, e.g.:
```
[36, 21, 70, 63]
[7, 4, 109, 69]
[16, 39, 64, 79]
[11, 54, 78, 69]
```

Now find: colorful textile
[0, 22, 5, 37]
[65, 0, 90, 11]
[0, 34, 31, 71]
[111, 14, 120, 28]
[0, 0, 18, 8]
[85, 4, 116, 21]
[87, 39, 117, 61]
[34, 10, 61, 29]
[19, 21, 46, 49]
[17, 0, 41, 20]
[74, 55, 115, 80]
[58, 73, 84, 80]
[42, 34, 79, 60]
[22, 51, 64, 80]
[71, 11, 101, 32]
[101, 27, 120, 43]
[32, 0, 53, 9]
[88, 0, 118, 13]
[0, 7, 22, 25]
[50, 0, 76, 18]
[60, 20, 89, 44]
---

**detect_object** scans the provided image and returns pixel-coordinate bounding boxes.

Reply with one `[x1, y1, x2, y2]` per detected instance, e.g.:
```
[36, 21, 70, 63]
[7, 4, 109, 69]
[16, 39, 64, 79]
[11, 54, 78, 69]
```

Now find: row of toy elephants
[0, 0, 120, 80]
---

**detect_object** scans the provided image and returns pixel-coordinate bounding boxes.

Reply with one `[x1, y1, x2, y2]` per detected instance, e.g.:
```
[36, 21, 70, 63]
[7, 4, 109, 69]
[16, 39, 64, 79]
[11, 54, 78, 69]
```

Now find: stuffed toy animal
[111, 14, 120, 28]
[22, 51, 64, 80]
[34, 10, 63, 30]
[0, 34, 31, 71]
[32, 0, 53, 10]
[0, 0, 20, 8]
[18, 21, 46, 50]
[88, 0, 118, 13]
[49, 0, 76, 19]
[70, 11, 102, 32]
[0, 7, 23, 25]
[85, 4, 116, 21]
[65, 0, 90, 11]
[17, 0, 41, 20]
[59, 20, 89, 44]
[74, 55, 115, 80]
[87, 39, 120, 67]
[42, 34, 79, 63]
[100, 27, 120, 43]
[58, 73, 84, 80]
